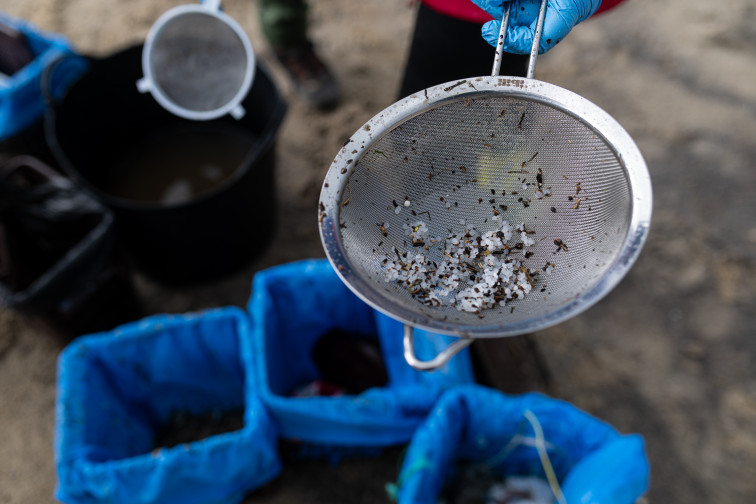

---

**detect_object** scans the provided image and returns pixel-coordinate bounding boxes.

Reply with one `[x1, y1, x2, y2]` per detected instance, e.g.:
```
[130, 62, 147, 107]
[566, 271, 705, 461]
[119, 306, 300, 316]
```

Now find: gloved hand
[471, 0, 602, 54]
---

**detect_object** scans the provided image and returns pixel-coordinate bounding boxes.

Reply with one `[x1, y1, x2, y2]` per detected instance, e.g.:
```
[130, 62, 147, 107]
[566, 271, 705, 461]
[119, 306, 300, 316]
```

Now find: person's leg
[398, 3, 528, 99]
[258, 0, 308, 47]
[258, 0, 340, 110]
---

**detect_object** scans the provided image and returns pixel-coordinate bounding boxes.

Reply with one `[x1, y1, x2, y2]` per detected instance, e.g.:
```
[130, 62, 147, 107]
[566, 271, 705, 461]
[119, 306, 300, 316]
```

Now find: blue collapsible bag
[246, 259, 475, 456]
[392, 385, 650, 504]
[55, 307, 281, 504]
[0, 12, 88, 140]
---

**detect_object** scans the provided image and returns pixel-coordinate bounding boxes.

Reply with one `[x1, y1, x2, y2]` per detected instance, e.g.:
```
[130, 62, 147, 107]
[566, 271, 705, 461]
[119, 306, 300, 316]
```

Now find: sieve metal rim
[319, 75, 652, 339]
[138, 2, 255, 121]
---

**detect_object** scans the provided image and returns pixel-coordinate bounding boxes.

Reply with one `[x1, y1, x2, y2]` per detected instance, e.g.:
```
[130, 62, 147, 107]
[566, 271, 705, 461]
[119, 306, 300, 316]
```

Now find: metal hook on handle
[403, 325, 474, 371]
[491, 0, 549, 79]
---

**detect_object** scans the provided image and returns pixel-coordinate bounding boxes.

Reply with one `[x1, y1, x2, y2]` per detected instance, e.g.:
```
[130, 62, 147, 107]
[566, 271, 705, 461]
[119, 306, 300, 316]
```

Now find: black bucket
[45, 45, 286, 284]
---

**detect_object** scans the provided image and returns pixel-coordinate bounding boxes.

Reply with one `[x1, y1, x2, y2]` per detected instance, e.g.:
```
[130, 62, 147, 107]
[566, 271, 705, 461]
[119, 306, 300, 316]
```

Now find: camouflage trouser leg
[258, 0, 309, 46]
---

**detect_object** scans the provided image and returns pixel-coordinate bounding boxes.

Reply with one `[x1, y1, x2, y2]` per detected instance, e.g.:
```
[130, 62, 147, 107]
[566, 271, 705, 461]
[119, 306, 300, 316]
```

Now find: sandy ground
[1, 0, 755, 503]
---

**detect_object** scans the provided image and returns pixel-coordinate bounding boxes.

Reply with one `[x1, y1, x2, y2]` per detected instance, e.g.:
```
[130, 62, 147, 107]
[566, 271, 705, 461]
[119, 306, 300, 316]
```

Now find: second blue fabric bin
[246, 259, 476, 453]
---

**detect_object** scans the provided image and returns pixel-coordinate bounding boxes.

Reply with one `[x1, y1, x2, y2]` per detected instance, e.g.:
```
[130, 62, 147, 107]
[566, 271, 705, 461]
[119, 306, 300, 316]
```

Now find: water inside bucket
[102, 123, 257, 205]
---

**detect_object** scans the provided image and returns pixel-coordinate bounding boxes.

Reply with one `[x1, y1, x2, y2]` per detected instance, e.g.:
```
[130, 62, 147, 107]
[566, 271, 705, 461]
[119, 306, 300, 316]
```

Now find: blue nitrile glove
[472, 0, 602, 54]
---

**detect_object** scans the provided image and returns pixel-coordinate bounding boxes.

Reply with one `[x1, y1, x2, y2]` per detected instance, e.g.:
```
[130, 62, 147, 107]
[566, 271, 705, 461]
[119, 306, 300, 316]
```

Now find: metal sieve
[319, 0, 652, 370]
[137, 0, 255, 121]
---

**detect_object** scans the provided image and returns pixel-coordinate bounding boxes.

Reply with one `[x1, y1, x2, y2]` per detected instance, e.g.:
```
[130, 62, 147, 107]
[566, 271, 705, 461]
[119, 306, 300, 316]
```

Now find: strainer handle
[491, 0, 548, 79]
[201, 0, 222, 11]
[403, 325, 473, 371]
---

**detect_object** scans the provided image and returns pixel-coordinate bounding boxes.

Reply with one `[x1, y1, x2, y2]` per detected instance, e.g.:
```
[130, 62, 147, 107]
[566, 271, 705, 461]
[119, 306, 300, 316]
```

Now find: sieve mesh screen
[336, 94, 632, 329]
[149, 11, 247, 112]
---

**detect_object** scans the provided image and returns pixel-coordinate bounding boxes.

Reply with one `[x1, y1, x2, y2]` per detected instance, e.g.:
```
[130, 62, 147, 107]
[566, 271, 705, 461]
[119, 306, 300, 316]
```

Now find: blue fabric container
[246, 259, 475, 456]
[0, 12, 88, 140]
[393, 385, 650, 504]
[55, 307, 281, 504]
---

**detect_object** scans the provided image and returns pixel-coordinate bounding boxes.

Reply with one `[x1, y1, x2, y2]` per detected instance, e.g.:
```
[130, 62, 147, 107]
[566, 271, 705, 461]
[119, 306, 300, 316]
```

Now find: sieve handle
[403, 325, 474, 371]
[490, 3, 512, 77]
[491, 0, 548, 79]
[201, 0, 222, 11]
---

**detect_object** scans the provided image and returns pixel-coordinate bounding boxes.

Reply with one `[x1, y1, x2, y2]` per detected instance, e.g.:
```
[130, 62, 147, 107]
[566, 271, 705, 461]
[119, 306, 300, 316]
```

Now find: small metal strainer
[319, 0, 652, 370]
[137, 0, 255, 120]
